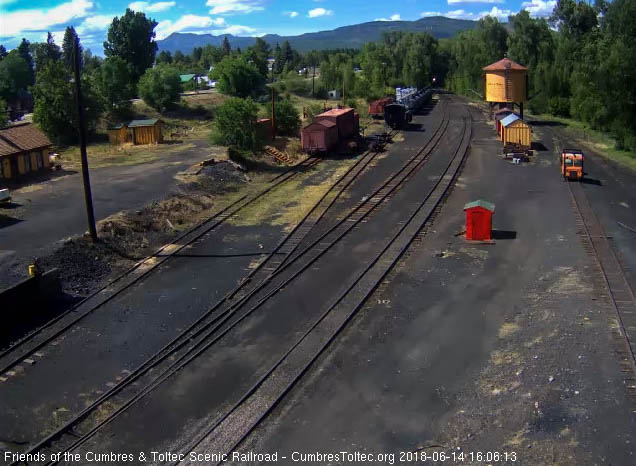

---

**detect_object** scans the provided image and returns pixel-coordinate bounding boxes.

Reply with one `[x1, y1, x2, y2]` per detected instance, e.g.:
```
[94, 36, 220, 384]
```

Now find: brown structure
[313, 107, 359, 141]
[108, 119, 163, 145]
[464, 200, 495, 242]
[483, 57, 528, 118]
[0, 123, 52, 180]
[368, 97, 394, 117]
[301, 120, 338, 153]
[257, 118, 274, 142]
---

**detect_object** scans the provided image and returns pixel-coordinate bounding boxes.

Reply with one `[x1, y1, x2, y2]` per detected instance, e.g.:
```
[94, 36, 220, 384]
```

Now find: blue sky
[0, 0, 557, 54]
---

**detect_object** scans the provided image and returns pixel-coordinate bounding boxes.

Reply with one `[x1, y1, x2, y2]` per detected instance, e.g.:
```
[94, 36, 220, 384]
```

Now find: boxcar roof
[318, 108, 354, 117]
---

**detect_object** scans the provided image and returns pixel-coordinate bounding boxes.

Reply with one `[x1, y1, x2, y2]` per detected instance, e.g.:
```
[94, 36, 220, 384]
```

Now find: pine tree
[62, 26, 82, 72]
[0, 45, 7, 61]
[17, 38, 34, 85]
[222, 36, 231, 56]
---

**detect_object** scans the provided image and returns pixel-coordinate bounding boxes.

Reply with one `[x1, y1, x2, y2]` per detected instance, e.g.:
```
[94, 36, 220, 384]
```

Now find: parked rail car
[368, 97, 394, 118]
[384, 88, 433, 129]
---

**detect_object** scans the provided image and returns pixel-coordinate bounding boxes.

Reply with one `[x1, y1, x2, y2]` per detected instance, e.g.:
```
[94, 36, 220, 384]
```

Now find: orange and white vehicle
[561, 149, 584, 181]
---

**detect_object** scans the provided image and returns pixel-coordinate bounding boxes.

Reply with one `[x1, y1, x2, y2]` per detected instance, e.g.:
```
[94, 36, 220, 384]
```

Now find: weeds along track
[13, 101, 452, 464]
[180, 104, 473, 464]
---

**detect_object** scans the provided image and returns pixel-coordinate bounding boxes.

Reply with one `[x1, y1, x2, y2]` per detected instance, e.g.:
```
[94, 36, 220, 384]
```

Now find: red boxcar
[301, 120, 338, 153]
[368, 97, 394, 117]
[257, 118, 273, 141]
[314, 108, 358, 141]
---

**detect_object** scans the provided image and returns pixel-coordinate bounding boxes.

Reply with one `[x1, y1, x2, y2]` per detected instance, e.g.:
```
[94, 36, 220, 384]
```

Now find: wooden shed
[501, 114, 531, 148]
[464, 200, 495, 241]
[0, 122, 52, 180]
[129, 119, 163, 145]
[301, 120, 338, 153]
[107, 123, 130, 145]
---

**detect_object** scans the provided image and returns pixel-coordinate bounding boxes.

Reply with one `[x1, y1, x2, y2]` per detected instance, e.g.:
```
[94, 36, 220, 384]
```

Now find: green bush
[305, 103, 324, 123]
[138, 65, 181, 113]
[273, 98, 301, 136]
[212, 97, 263, 151]
[548, 97, 570, 118]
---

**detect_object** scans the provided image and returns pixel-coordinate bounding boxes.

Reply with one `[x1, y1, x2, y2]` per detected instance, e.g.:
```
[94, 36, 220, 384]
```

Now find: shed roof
[108, 123, 126, 130]
[303, 120, 336, 131]
[501, 114, 521, 127]
[483, 58, 527, 72]
[318, 108, 354, 118]
[464, 200, 495, 212]
[128, 119, 161, 128]
[494, 107, 515, 114]
[180, 74, 196, 82]
[0, 122, 51, 156]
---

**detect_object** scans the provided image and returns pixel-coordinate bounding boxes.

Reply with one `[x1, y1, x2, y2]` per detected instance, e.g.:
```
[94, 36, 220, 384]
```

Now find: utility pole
[73, 38, 97, 242]
[312, 64, 315, 99]
[271, 62, 276, 140]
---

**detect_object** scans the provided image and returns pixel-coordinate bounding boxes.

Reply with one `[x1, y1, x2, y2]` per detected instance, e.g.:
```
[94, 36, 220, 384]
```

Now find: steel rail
[26, 101, 451, 465]
[183, 106, 473, 464]
[13, 129, 401, 465]
[0, 157, 321, 376]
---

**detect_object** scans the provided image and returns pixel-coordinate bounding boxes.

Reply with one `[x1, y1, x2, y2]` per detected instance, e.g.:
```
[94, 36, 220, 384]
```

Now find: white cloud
[421, 12, 443, 17]
[445, 9, 475, 19]
[155, 15, 225, 40]
[522, 0, 557, 17]
[308, 7, 333, 18]
[375, 13, 401, 21]
[478, 7, 514, 19]
[128, 2, 176, 13]
[77, 15, 114, 33]
[212, 24, 257, 35]
[284, 11, 299, 18]
[0, 0, 94, 38]
[206, 0, 264, 15]
[0, 0, 18, 6]
[448, 0, 503, 4]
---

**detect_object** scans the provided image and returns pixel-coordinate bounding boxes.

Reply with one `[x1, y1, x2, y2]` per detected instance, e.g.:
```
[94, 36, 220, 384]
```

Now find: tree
[212, 55, 265, 97]
[222, 36, 232, 56]
[62, 27, 82, 72]
[32, 60, 102, 144]
[192, 46, 203, 63]
[32, 32, 62, 71]
[138, 65, 181, 112]
[98, 56, 135, 112]
[104, 8, 158, 82]
[0, 52, 30, 102]
[173, 50, 185, 63]
[212, 97, 262, 151]
[0, 45, 7, 61]
[156, 50, 173, 65]
[273, 98, 301, 136]
[0, 98, 7, 128]
[83, 49, 103, 72]
[17, 38, 34, 85]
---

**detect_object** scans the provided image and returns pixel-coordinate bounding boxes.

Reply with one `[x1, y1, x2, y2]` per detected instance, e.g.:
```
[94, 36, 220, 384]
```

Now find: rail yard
[1, 89, 636, 466]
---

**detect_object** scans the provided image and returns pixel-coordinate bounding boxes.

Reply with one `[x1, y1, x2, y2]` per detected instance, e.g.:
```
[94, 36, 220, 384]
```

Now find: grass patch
[228, 158, 358, 229]
[59, 142, 197, 169]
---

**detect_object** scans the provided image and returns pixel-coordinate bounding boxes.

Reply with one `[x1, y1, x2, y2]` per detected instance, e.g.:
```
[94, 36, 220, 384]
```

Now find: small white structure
[328, 89, 341, 100]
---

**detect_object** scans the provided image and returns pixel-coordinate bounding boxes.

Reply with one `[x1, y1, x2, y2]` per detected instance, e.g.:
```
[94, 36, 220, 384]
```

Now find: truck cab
[561, 150, 584, 181]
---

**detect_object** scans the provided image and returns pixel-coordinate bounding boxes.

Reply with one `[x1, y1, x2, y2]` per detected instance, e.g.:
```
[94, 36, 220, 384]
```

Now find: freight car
[383, 87, 433, 129]
[368, 97, 394, 118]
[301, 107, 360, 154]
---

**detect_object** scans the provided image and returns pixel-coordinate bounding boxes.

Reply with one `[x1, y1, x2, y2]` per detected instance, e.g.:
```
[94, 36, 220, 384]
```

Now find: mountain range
[156, 16, 477, 54]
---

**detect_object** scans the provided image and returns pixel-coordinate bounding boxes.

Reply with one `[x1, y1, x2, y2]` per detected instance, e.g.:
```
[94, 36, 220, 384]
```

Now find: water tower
[483, 57, 528, 118]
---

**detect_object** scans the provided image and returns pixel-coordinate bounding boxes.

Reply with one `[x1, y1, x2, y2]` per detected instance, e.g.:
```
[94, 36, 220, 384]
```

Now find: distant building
[0, 122, 52, 180]
[328, 90, 341, 100]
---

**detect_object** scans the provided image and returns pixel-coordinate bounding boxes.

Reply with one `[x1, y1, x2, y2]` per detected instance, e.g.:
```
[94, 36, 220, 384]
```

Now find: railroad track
[11, 100, 452, 465]
[567, 180, 636, 406]
[180, 104, 473, 464]
[0, 157, 321, 377]
[4, 126, 407, 464]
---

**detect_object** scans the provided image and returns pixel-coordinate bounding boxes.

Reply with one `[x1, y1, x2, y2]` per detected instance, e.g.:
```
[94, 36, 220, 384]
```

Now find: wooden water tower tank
[483, 58, 528, 105]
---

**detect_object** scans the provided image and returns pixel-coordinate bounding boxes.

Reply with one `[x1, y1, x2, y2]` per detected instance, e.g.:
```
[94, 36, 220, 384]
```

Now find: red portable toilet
[464, 200, 495, 241]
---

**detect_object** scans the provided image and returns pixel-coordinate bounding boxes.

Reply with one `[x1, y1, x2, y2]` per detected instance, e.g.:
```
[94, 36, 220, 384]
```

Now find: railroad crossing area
[1, 96, 635, 465]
